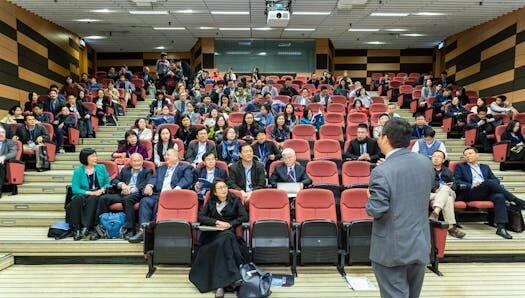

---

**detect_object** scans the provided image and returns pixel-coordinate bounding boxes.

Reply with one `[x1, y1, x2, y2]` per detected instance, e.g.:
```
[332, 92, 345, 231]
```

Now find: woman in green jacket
[67, 148, 111, 240]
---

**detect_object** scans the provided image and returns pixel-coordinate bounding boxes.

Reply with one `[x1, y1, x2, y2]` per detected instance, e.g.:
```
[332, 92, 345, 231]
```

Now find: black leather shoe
[123, 229, 135, 240]
[128, 230, 144, 243]
[496, 228, 512, 239]
[73, 230, 82, 241]
[80, 227, 89, 238]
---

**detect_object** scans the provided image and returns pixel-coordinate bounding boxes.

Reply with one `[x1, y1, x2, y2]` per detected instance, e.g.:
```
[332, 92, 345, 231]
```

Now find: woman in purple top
[112, 130, 149, 160]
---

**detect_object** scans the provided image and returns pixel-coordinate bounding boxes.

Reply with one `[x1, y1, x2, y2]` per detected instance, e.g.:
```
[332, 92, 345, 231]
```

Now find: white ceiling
[9, 0, 525, 52]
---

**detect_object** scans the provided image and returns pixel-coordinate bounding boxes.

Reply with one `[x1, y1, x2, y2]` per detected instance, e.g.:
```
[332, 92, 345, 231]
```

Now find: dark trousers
[97, 193, 141, 228]
[476, 126, 495, 152]
[464, 180, 515, 224]
[66, 194, 104, 230]
[54, 126, 67, 148]
[0, 163, 5, 191]
[138, 194, 160, 225]
[372, 261, 426, 298]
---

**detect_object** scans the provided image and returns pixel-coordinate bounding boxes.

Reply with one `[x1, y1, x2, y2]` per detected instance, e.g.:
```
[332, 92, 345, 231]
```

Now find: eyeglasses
[215, 185, 228, 190]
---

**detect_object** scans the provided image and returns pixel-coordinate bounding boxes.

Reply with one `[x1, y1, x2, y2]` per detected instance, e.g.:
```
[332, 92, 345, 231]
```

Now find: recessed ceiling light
[154, 46, 166, 50]
[348, 28, 379, 32]
[257, 52, 267, 56]
[198, 27, 216, 30]
[90, 9, 115, 13]
[365, 41, 387, 44]
[370, 12, 409, 17]
[174, 9, 197, 14]
[401, 33, 426, 37]
[129, 11, 168, 15]
[84, 35, 106, 39]
[210, 11, 249, 15]
[219, 27, 250, 31]
[414, 12, 446, 16]
[252, 27, 273, 31]
[386, 28, 408, 32]
[153, 27, 185, 30]
[284, 28, 315, 31]
[74, 19, 102, 22]
[292, 12, 331, 15]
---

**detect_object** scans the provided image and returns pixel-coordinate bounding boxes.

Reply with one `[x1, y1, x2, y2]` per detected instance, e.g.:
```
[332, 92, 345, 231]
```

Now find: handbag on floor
[37, 145, 51, 171]
[506, 202, 525, 233]
[237, 262, 272, 298]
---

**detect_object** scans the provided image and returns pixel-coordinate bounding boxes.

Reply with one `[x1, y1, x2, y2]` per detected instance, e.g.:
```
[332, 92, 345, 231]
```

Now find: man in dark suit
[13, 115, 50, 171]
[130, 148, 193, 243]
[97, 153, 153, 239]
[65, 94, 93, 138]
[278, 78, 299, 97]
[454, 147, 524, 239]
[227, 144, 266, 202]
[0, 122, 14, 139]
[468, 107, 499, 152]
[252, 130, 281, 171]
[343, 124, 382, 163]
[185, 127, 217, 165]
[193, 152, 228, 199]
[197, 96, 218, 115]
[44, 89, 64, 116]
[366, 118, 434, 298]
[312, 86, 331, 106]
[269, 148, 311, 188]
[411, 113, 431, 139]
[0, 125, 17, 198]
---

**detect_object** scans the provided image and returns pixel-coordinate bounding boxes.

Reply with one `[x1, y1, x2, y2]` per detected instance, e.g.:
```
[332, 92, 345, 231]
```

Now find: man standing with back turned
[366, 117, 434, 298]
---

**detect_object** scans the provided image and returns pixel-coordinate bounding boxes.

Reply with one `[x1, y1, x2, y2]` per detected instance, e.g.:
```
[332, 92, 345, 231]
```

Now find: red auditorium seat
[156, 123, 179, 137]
[307, 103, 325, 114]
[347, 112, 368, 125]
[268, 160, 284, 177]
[295, 189, 340, 265]
[327, 102, 346, 115]
[282, 139, 311, 166]
[345, 123, 359, 141]
[82, 102, 99, 132]
[396, 85, 413, 108]
[292, 124, 317, 141]
[330, 96, 347, 106]
[448, 161, 495, 211]
[302, 84, 316, 93]
[274, 95, 291, 104]
[145, 189, 198, 278]
[371, 96, 384, 104]
[247, 189, 295, 274]
[369, 103, 387, 114]
[340, 188, 373, 264]
[35, 123, 56, 162]
[99, 160, 119, 179]
[386, 81, 401, 101]
[513, 113, 525, 125]
[313, 139, 343, 169]
[5, 140, 24, 195]
[228, 112, 245, 127]
[306, 160, 341, 201]
[341, 161, 370, 188]
[324, 113, 345, 128]
[319, 124, 343, 142]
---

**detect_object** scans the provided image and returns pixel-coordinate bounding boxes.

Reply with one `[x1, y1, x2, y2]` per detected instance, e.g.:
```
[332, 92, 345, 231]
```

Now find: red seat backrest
[306, 160, 339, 185]
[327, 102, 346, 114]
[282, 139, 311, 161]
[319, 124, 343, 141]
[399, 85, 413, 94]
[99, 160, 119, 179]
[156, 189, 198, 223]
[347, 113, 368, 124]
[346, 123, 360, 141]
[195, 160, 229, 175]
[274, 95, 290, 104]
[40, 123, 54, 140]
[15, 140, 23, 160]
[156, 123, 179, 137]
[302, 84, 316, 93]
[448, 161, 462, 172]
[342, 161, 371, 186]
[330, 97, 347, 106]
[228, 112, 245, 126]
[292, 125, 317, 141]
[203, 189, 244, 207]
[324, 113, 345, 127]
[314, 139, 342, 160]
[307, 103, 325, 114]
[495, 125, 506, 142]
[249, 189, 290, 227]
[369, 103, 387, 114]
[340, 188, 372, 222]
[140, 140, 153, 160]
[295, 189, 337, 224]
[513, 113, 525, 125]
[371, 73, 382, 81]
[268, 160, 284, 177]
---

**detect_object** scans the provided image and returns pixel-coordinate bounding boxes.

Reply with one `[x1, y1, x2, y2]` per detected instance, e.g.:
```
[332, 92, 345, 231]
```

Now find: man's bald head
[129, 153, 144, 170]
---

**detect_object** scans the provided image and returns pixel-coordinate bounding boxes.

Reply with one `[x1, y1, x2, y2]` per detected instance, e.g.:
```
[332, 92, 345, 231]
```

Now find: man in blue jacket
[129, 148, 193, 243]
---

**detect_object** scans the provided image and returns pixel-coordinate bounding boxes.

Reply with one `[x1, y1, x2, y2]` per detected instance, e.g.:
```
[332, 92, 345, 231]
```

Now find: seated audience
[490, 95, 519, 118]
[379, 74, 390, 96]
[133, 118, 153, 142]
[153, 127, 178, 167]
[203, 108, 219, 128]
[60, 76, 83, 98]
[386, 103, 401, 118]
[233, 83, 251, 105]
[65, 94, 94, 138]
[411, 127, 448, 159]
[198, 96, 218, 116]
[313, 86, 332, 106]
[501, 120, 525, 169]
[219, 95, 234, 114]
[129, 149, 193, 243]
[254, 104, 274, 129]
[226, 143, 266, 201]
[279, 79, 299, 97]
[429, 150, 465, 238]
[236, 112, 258, 144]
[174, 92, 190, 113]
[445, 96, 469, 131]
[438, 71, 450, 88]
[14, 115, 50, 171]
[320, 71, 335, 85]
[344, 123, 381, 163]
[186, 127, 217, 165]
[112, 130, 148, 161]
[53, 106, 77, 153]
[411, 113, 431, 139]
[252, 129, 281, 171]
[1, 105, 24, 124]
[261, 80, 279, 97]
[208, 116, 227, 144]
[32, 104, 51, 124]
[470, 97, 492, 115]
[295, 88, 312, 106]
[44, 89, 63, 116]
[218, 127, 241, 165]
[301, 107, 324, 131]
[189, 180, 248, 297]
[150, 92, 169, 116]
[93, 89, 112, 125]
[87, 77, 102, 93]
[150, 106, 177, 127]
[243, 93, 263, 113]
[420, 79, 436, 104]
[456, 88, 470, 106]
[284, 104, 298, 129]
[193, 152, 228, 199]
[373, 113, 390, 139]
[97, 153, 153, 239]
[67, 148, 111, 240]
[271, 113, 290, 145]
[0, 125, 17, 198]
[433, 87, 452, 114]
[454, 147, 524, 239]
[184, 102, 201, 125]
[269, 148, 311, 188]
[334, 79, 349, 97]
[307, 73, 320, 88]
[176, 115, 198, 150]
[355, 87, 372, 108]
[468, 107, 499, 153]
[24, 92, 39, 114]
[349, 99, 369, 116]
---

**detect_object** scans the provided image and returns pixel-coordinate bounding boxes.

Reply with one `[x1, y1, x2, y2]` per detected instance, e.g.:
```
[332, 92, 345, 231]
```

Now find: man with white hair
[0, 125, 17, 198]
[269, 148, 312, 188]
[129, 148, 193, 243]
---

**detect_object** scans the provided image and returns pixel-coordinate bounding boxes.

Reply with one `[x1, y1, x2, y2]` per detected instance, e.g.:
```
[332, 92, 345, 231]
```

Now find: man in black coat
[279, 79, 299, 97]
[185, 128, 217, 165]
[14, 115, 50, 171]
[227, 144, 266, 201]
[252, 130, 281, 170]
[269, 148, 311, 188]
[97, 153, 153, 238]
[65, 94, 93, 138]
[468, 107, 500, 152]
[193, 152, 228, 199]
[343, 124, 382, 163]
[0, 125, 18, 197]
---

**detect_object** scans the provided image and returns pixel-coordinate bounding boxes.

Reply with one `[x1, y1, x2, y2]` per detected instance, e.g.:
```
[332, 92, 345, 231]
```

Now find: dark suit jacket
[193, 166, 228, 185]
[453, 162, 499, 201]
[279, 86, 298, 97]
[312, 93, 331, 104]
[252, 141, 281, 162]
[432, 166, 454, 192]
[343, 138, 381, 163]
[269, 164, 311, 187]
[147, 163, 193, 193]
[185, 142, 217, 164]
[227, 160, 266, 191]
[111, 166, 153, 195]
[198, 194, 247, 228]
[0, 123, 14, 139]
[43, 99, 63, 115]
[149, 99, 169, 114]
[67, 100, 88, 118]
[15, 124, 50, 144]
[197, 103, 218, 115]
[0, 139, 17, 161]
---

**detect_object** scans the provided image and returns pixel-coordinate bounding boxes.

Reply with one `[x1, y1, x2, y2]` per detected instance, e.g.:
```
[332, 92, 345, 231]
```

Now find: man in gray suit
[0, 125, 18, 198]
[366, 117, 434, 298]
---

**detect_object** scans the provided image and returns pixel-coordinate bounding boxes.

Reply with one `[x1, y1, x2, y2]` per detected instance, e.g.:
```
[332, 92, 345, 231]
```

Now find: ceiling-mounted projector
[267, 10, 290, 27]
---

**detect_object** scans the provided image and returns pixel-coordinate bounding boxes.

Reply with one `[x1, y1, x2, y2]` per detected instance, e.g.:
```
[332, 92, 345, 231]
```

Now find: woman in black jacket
[189, 179, 248, 297]
[236, 112, 258, 144]
[501, 120, 525, 166]
[176, 115, 197, 150]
